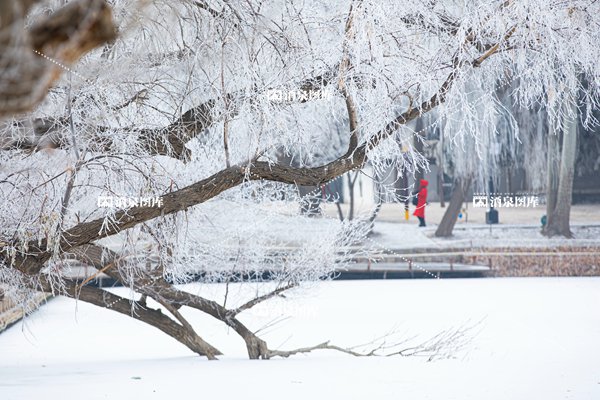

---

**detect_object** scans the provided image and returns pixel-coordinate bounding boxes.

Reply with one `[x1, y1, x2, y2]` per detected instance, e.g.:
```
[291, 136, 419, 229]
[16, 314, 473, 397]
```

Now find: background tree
[543, 88, 580, 237]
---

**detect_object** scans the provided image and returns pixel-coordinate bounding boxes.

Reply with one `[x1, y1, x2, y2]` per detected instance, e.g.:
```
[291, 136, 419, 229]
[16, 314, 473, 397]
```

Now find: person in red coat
[413, 179, 428, 227]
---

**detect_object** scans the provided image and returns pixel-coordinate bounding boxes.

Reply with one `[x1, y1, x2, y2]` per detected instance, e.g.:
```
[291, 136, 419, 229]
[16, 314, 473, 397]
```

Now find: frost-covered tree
[543, 86, 581, 237]
[1, 0, 600, 359]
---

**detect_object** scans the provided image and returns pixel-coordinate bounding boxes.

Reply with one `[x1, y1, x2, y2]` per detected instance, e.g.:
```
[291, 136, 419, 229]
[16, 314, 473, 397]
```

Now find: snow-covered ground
[1, 278, 599, 399]
[372, 222, 600, 250]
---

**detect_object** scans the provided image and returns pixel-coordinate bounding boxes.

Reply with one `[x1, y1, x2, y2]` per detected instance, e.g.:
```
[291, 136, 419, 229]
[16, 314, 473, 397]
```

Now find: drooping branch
[2, 69, 340, 159]
[62, 244, 227, 359]
[60, 241, 475, 361]
[24, 273, 222, 359]
[12, 143, 364, 274]
[267, 323, 476, 361]
[64, 242, 271, 359]
[73, 285, 221, 359]
[1, 98, 218, 160]
[26, 243, 223, 358]
[149, 282, 271, 359]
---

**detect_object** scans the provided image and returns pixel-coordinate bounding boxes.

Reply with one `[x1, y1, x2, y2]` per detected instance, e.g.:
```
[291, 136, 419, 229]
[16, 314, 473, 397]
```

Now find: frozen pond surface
[1, 278, 599, 399]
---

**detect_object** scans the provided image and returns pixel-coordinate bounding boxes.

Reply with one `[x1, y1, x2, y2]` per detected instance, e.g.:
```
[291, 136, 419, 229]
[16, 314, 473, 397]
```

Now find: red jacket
[413, 179, 428, 218]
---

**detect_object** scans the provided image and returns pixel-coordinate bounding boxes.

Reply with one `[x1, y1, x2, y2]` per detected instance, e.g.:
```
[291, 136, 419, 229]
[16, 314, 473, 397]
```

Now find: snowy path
[371, 222, 600, 251]
[1, 278, 599, 399]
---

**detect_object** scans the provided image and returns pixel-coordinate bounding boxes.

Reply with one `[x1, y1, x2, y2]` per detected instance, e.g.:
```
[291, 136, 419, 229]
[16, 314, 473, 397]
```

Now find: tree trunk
[399, 166, 409, 219]
[544, 124, 560, 231]
[435, 177, 471, 237]
[438, 128, 446, 207]
[347, 171, 359, 220]
[437, 167, 445, 207]
[227, 319, 270, 359]
[414, 118, 425, 185]
[544, 100, 578, 237]
[136, 279, 273, 360]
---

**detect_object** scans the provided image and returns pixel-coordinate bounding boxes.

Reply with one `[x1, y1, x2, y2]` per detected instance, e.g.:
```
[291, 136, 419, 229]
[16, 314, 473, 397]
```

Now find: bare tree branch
[2, 69, 339, 159]
[227, 283, 297, 318]
[30, 275, 222, 359]
[267, 323, 477, 361]
[339, 1, 362, 155]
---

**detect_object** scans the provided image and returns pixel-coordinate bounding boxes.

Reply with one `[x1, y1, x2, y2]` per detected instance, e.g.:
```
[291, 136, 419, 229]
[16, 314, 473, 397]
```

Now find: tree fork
[435, 177, 471, 237]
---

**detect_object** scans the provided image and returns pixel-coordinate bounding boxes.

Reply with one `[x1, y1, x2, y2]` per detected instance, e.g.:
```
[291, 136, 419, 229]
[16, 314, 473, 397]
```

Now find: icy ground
[1, 278, 599, 399]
